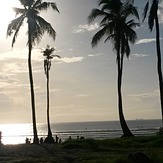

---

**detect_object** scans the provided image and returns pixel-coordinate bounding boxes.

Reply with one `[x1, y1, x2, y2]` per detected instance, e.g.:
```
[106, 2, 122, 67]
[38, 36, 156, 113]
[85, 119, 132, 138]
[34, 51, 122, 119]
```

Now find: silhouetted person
[59, 138, 62, 143]
[25, 137, 28, 144]
[80, 136, 85, 140]
[25, 137, 30, 144]
[68, 136, 72, 140]
[55, 135, 59, 143]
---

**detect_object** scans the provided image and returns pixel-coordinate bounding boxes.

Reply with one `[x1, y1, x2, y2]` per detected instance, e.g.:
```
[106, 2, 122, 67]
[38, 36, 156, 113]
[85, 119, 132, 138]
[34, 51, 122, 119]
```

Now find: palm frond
[91, 25, 108, 47]
[36, 16, 56, 41]
[148, 14, 155, 31]
[27, 17, 44, 46]
[100, 3, 111, 12]
[7, 15, 25, 36]
[104, 20, 115, 35]
[99, 0, 122, 12]
[11, 16, 25, 47]
[99, 0, 108, 6]
[122, 2, 139, 20]
[104, 33, 115, 43]
[142, 1, 149, 22]
[13, 7, 26, 16]
[126, 27, 137, 44]
[35, 2, 59, 13]
[52, 55, 61, 58]
[19, 0, 34, 7]
[33, 0, 42, 8]
[148, 0, 158, 31]
[124, 40, 130, 58]
[127, 19, 140, 28]
[100, 14, 113, 25]
[50, 2, 60, 12]
[88, 9, 108, 23]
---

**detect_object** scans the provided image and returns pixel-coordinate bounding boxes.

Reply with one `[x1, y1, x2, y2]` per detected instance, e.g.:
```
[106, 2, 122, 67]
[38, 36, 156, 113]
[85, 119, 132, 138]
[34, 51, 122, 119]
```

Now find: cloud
[0, 75, 18, 93]
[133, 53, 150, 57]
[0, 75, 18, 84]
[54, 53, 104, 64]
[0, 48, 42, 61]
[88, 53, 104, 57]
[128, 90, 159, 101]
[73, 23, 99, 33]
[57, 56, 85, 64]
[2, 62, 28, 74]
[76, 94, 91, 98]
[0, 93, 13, 110]
[136, 38, 156, 45]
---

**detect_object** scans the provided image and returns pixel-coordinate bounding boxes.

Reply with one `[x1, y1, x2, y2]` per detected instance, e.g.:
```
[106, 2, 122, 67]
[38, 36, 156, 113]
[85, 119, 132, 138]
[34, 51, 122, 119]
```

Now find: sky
[0, 0, 162, 124]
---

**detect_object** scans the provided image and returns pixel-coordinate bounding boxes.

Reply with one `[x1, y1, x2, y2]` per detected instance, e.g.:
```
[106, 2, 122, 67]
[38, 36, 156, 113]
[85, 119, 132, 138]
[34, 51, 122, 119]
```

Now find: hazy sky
[0, 0, 163, 124]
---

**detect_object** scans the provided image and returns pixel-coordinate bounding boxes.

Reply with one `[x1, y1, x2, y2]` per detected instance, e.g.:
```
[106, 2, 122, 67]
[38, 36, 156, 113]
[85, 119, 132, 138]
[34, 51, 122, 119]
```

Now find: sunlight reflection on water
[0, 124, 33, 145]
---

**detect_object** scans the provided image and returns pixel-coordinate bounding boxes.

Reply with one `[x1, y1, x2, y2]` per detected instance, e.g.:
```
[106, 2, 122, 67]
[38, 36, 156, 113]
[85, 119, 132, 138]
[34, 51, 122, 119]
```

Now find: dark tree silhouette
[88, 0, 139, 137]
[7, 0, 59, 144]
[143, 0, 163, 126]
[42, 45, 60, 143]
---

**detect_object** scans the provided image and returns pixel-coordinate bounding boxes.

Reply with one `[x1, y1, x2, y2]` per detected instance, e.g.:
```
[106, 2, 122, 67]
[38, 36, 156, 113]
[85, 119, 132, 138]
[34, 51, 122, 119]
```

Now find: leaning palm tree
[143, 0, 163, 125]
[42, 45, 60, 143]
[7, 0, 59, 144]
[88, 0, 139, 137]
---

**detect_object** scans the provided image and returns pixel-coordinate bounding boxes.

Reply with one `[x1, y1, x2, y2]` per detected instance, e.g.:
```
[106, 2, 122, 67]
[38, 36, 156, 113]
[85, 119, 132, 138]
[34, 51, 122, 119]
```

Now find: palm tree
[143, 0, 163, 125]
[42, 45, 60, 143]
[88, 0, 139, 137]
[7, 0, 59, 144]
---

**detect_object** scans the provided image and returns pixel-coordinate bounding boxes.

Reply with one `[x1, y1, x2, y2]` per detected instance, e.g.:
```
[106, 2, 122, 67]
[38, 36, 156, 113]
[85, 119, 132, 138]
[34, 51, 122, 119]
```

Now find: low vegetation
[61, 136, 163, 162]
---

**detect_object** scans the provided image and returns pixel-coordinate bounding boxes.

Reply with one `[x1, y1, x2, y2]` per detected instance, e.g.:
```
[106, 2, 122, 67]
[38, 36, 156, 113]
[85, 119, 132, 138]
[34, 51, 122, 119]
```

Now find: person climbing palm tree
[7, 0, 59, 144]
[143, 0, 163, 126]
[88, 0, 139, 137]
[42, 45, 60, 143]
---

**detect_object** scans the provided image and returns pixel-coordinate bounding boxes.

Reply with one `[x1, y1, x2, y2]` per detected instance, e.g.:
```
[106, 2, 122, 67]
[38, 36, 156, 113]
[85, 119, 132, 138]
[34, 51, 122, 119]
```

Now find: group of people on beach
[25, 135, 62, 144]
[25, 135, 85, 144]
[25, 137, 31, 144]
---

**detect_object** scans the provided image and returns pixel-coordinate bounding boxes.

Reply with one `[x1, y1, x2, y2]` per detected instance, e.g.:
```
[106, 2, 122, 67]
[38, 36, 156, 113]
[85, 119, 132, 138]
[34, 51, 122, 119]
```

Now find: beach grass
[0, 136, 163, 162]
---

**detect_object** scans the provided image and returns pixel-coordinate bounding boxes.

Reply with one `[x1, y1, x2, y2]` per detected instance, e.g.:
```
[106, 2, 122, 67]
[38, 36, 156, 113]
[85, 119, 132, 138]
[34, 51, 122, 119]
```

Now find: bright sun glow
[0, 1, 20, 38]
[0, 124, 32, 145]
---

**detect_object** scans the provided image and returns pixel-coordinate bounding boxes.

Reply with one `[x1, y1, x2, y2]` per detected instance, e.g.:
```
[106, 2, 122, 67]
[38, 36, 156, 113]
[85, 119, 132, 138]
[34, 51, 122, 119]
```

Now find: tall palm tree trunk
[46, 66, 52, 137]
[117, 46, 134, 137]
[28, 48, 39, 144]
[28, 23, 39, 144]
[155, 16, 163, 126]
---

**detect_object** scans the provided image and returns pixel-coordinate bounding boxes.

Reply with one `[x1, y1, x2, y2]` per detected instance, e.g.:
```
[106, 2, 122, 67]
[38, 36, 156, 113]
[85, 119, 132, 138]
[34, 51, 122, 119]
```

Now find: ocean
[0, 119, 162, 145]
